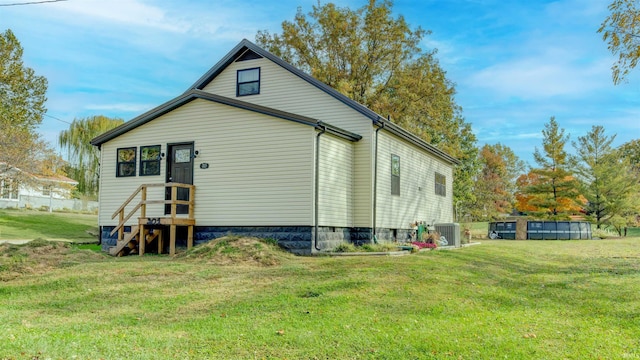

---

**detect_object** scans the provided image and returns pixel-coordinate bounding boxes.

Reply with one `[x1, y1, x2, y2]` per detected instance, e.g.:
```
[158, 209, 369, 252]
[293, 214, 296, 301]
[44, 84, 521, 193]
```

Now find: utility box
[435, 223, 461, 248]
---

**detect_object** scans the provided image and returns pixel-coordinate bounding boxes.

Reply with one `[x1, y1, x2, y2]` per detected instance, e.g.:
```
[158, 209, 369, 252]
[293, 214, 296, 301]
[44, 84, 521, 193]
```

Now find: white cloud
[467, 52, 611, 99]
[51, 0, 189, 33]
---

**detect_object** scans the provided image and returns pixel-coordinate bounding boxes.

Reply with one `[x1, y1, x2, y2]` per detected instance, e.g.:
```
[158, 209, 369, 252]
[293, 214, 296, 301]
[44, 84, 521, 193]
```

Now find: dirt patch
[177, 236, 295, 266]
[0, 239, 107, 281]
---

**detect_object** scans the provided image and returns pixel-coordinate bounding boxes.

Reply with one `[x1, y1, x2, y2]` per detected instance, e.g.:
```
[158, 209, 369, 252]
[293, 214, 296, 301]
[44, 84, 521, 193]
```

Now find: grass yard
[0, 209, 98, 242]
[1, 237, 639, 359]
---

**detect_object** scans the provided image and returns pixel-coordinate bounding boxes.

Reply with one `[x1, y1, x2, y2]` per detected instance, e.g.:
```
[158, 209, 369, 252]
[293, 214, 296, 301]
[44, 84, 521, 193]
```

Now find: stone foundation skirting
[99, 225, 417, 255]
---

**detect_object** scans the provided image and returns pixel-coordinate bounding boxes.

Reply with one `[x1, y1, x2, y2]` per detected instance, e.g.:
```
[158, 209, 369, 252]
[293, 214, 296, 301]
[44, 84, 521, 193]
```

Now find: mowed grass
[1, 237, 639, 359]
[0, 209, 98, 242]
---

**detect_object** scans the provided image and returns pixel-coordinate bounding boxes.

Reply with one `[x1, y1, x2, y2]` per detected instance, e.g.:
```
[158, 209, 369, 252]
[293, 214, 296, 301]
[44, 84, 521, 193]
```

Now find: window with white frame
[435, 172, 446, 197]
[1, 179, 19, 200]
[391, 154, 400, 196]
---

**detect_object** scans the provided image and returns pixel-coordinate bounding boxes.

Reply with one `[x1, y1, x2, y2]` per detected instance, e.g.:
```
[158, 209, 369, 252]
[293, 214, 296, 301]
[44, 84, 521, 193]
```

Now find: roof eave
[378, 119, 460, 165]
[90, 89, 362, 146]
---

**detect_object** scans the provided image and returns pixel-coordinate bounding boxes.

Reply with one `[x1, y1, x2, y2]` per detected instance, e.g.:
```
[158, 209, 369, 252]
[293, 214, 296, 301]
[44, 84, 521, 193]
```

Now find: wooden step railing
[110, 182, 195, 256]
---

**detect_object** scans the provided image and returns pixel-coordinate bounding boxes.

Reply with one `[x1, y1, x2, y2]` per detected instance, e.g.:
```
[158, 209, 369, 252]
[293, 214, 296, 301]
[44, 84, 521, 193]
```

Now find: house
[90, 39, 459, 255]
[0, 162, 78, 210]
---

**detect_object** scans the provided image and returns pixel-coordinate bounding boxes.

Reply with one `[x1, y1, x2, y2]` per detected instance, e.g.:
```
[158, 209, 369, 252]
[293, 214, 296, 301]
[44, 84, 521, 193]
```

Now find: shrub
[333, 243, 357, 252]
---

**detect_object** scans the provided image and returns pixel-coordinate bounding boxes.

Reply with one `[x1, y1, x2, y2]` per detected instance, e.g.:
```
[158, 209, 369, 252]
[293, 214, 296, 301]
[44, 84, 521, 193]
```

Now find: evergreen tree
[525, 117, 582, 219]
[572, 126, 637, 229]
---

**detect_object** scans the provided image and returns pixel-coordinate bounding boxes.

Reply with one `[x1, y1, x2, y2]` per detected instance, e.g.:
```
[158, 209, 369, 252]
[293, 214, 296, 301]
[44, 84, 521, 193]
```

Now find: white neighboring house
[91, 39, 460, 255]
[0, 162, 78, 211]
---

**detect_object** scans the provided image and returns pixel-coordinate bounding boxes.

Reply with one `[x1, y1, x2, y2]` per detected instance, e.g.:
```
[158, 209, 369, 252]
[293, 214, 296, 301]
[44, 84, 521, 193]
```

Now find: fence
[488, 220, 592, 240]
[0, 195, 98, 212]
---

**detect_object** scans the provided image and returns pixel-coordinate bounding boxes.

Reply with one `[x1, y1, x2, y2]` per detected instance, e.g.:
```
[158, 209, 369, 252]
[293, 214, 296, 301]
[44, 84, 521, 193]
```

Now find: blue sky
[3, 0, 639, 165]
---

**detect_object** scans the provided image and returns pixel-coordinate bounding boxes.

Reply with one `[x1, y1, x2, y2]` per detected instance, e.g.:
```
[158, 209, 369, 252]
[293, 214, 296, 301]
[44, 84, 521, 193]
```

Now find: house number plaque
[200, 163, 209, 169]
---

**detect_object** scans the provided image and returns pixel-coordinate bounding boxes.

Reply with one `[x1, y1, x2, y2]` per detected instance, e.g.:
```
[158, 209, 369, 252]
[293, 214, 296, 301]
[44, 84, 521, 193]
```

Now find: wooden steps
[109, 183, 195, 257]
[109, 225, 139, 256]
[108, 226, 163, 257]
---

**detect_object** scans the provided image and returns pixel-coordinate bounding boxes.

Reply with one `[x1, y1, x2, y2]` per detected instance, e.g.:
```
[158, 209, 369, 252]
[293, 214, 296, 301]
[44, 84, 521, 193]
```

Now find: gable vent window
[237, 68, 260, 96]
[435, 172, 446, 197]
[391, 154, 400, 196]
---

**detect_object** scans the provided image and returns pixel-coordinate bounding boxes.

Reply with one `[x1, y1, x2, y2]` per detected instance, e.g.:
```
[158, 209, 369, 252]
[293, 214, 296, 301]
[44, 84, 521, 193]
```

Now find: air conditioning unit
[435, 223, 461, 248]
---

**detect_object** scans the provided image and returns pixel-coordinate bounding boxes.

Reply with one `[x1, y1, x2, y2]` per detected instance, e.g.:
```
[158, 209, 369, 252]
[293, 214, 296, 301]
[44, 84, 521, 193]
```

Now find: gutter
[314, 124, 326, 251]
[372, 119, 385, 242]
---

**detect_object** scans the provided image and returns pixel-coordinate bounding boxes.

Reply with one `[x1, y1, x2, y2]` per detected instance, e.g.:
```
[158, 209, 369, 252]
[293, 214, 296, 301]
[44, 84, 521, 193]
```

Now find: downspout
[314, 124, 326, 251]
[372, 119, 385, 244]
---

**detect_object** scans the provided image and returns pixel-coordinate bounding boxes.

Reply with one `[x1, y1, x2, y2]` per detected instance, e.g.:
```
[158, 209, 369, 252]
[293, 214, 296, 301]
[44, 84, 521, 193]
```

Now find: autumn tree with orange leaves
[471, 143, 525, 220]
[517, 117, 583, 219]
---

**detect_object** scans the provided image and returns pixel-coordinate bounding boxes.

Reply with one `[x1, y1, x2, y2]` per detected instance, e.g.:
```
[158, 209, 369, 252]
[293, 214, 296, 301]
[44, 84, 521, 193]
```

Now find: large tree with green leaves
[619, 138, 640, 172]
[471, 143, 525, 220]
[58, 115, 123, 198]
[0, 29, 48, 177]
[599, 0, 640, 84]
[524, 117, 582, 219]
[255, 0, 478, 210]
[572, 126, 639, 229]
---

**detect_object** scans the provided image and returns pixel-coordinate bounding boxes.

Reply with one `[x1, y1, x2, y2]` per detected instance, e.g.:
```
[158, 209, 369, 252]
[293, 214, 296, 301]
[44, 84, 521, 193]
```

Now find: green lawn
[1, 237, 639, 359]
[627, 227, 640, 237]
[0, 209, 98, 242]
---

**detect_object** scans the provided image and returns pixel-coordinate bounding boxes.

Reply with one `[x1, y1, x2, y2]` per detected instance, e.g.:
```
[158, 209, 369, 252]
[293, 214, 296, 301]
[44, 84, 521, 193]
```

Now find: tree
[471, 144, 525, 220]
[58, 115, 124, 198]
[572, 126, 638, 230]
[515, 172, 542, 214]
[0, 29, 49, 179]
[256, 0, 478, 210]
[619, 138, 640, 173]
[523, 117, 583, 219]
[599, 0, 640, 84]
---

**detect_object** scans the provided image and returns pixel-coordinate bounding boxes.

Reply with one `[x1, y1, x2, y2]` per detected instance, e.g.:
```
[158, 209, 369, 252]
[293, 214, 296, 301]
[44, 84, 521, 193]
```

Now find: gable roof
[0, 162, 78, 186]
[90, 89, 361, 147]
[92, 39, 458, 165]
[189, 39, 459, 165]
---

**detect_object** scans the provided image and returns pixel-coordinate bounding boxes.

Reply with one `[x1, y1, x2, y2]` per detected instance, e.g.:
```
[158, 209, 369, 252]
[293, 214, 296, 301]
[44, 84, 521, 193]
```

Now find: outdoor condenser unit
[434, 223, 461, 248]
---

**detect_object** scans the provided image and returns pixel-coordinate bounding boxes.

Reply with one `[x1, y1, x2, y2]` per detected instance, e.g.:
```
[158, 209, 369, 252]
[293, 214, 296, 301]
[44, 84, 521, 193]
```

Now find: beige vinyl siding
[375, 131, 454, 230]
[98, 99, 315, 227]
[318, 134, 354, 227]
[203, 57, 374, 227]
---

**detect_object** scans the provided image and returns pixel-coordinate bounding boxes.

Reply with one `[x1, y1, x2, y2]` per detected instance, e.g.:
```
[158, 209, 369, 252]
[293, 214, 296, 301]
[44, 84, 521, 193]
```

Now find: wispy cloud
[468, 55, 611, 99]
[52, 0, 189, 33]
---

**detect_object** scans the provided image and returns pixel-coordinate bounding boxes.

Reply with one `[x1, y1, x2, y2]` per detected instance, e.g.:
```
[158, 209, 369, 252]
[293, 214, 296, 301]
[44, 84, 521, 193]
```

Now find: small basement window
[237, 68, 260, 96]
[140, 145, 161, 176]
[117, 147, 136, 177]
[391, 154, 400, 196]
[435, 172, 446, 196]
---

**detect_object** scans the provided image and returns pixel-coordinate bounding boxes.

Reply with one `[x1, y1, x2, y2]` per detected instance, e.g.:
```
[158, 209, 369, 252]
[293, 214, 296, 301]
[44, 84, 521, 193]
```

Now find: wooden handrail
[110, 183, 195, 237]
[111, 184, 145, 219]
